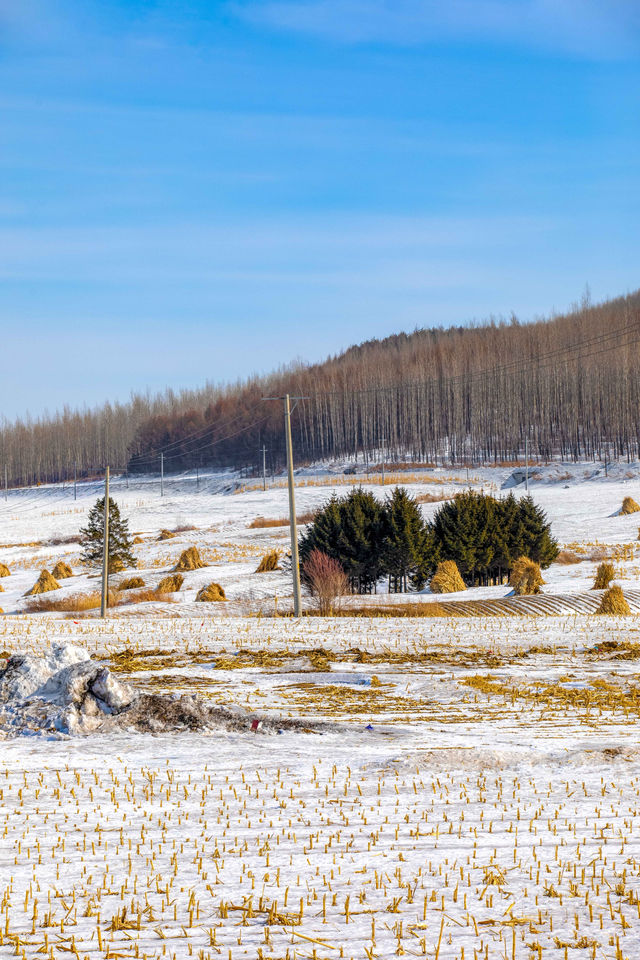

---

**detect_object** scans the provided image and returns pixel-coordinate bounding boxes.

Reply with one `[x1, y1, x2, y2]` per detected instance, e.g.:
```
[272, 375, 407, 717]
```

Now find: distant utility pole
[100, 466, 110, 618]
[74, 461, 77, 501]
[261, 445, 268, 491]
[262, 393, 308, 617]
[160, 452, 164, 497]
[196, 465, 199, 493]
[4, 464, 7, 502]
[525, 437, 529, 493]
[381, 437, 387, 486]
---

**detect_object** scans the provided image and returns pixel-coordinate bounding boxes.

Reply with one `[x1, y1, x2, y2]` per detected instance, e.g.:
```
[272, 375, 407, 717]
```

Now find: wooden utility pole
[4, 464, 7, 502]
[196, 464, 199, 492]
[261, 445, 268, 491]
[73, 461, 77, 501]
[262, 393, 307, 617]
[381, 437, 387, 486]
[100, 466, 110, 617]
[525, 437, 529, 493]
[160, 452, 164, 497]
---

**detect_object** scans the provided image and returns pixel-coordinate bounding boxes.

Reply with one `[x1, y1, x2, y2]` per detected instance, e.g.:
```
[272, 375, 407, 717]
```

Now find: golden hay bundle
[157, 574, 184, 593]
[196, 582, 226, 602]
[0, 563, 10, 577]
[158, 529, 176, 541]
[51, 561, 73, 580]
[597, 584, 631, 615]
[0, 607, 3, 615]
[509, 556, 544, 595]
[0, 582, 3, 592]
[173, 546, 205, 571]
[132, 536, 144, 545]
[118, 576, 145, 590]
[430, 560, 466, 594]
[256, 550, 281, 573]
[621, 496, 640, 515]
[24, 569, 61, 596]
[593, 561, 615, 590]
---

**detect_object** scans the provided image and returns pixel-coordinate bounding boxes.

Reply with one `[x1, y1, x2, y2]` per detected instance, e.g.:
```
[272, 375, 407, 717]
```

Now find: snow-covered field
[2, 462, 640, 958]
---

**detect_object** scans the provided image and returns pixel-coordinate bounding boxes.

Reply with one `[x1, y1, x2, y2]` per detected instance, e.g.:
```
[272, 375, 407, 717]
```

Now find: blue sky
[1, 0, 639, 419]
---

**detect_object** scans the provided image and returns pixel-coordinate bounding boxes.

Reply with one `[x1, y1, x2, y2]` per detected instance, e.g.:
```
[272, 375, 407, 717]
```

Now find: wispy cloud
[231, 0, 640, 58]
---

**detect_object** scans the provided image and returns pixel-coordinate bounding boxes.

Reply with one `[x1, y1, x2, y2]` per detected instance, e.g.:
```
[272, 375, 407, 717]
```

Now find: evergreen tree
[381, 487, 431, 592]
[79, 497, 136, 573]
[513, 495, 559, 567]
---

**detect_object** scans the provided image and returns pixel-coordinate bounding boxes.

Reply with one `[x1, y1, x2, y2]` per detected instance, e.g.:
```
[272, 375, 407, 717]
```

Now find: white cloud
[231, 0, 640, 58]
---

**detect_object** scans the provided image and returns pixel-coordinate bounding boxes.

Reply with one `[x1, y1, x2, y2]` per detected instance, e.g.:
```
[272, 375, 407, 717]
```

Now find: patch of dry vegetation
[593, 561, 615, 590]
[621, 496, 640, 515]
[156, 574, 184, 592]
[196, 582, 226, 602]
[24, 569, 60, 596]
[173, 546, 205, 571]
[158, 529, 176, 541]
[509, 556, 544, 595]
[596, 585, 631, 615]
[430, 560, 466, 594]
[51, 561, 73, 579]
[118, 576, 145, 590]
[555, 549, 582, 565]
[0, 563, 10, 577]
[249, 512, 316, 529]
[256, 550, 281, 572]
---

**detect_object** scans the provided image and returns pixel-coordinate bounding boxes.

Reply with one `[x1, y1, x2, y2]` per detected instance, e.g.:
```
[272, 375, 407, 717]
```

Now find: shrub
[509, 556, 544, 595]
[256, 550, 281, 573]
[24, 569, 60, 597]
[303, 548, 349, 615]
[593, 562, 615, 590]
[0, 563, 10, 577]
[621, 497, 640, 515]
[430, 560, 466, 594]
[157, 574, 184, 592]
[118, 576, 145, 590]
[173, 547, 205, 571]
[51, 561, 73, 579]
[123, 589, 175, 605]
[196, 582, 226, 602]
[597, 585, 630, 615]
[158, 529, 176, 541]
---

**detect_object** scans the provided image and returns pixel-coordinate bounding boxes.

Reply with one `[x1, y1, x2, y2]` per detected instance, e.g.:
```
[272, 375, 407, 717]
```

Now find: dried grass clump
[621, 496, 640, 515]
[158, 529, 176, 541]
[597, 585, 631, 616]
[430, 560, 466, 594]
[132, 536, 144, 545]
[157, 574, 184, 593]
[122, 589, 175, 605]
[0, 582, 3, 593]
[248, 512, 316, 529]
[509, 556, 544, 595]
[256, 550, 281, 573]
[23, 590, 120, 613]
[555, 549, 581, 565]
[118, 576, 145, 590]
[0, 563, 10, 577]
[173, 546, 205, 571]
[0, 607, 3, 615]
[24, 569, 60, 597]
[593, 561, 615, 590]
[51, 561, 73, 579]
[196, 582, 226, 602]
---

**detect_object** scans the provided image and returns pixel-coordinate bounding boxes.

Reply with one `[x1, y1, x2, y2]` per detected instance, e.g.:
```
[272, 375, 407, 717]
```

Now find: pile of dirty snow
[0, 644, 323, 738]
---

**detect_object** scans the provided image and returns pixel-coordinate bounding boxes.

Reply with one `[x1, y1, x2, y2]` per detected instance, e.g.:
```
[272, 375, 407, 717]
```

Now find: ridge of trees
[1, 289, 639, 486]
[299, 488, 558, 594]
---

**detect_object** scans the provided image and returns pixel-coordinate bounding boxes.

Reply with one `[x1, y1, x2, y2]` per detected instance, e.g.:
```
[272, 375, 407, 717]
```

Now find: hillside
[1, 289, 639, 486]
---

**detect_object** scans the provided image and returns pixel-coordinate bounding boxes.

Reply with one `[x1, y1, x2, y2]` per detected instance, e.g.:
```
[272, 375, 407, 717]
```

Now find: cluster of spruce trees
[299, 489, 559, 593]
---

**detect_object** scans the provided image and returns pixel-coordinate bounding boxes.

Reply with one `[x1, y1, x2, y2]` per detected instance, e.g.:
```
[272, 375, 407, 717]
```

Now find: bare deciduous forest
[2, 290, 639, 486]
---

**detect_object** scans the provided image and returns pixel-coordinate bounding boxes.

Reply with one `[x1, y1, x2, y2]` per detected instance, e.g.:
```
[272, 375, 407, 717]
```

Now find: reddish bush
[303, 549, 349, 616]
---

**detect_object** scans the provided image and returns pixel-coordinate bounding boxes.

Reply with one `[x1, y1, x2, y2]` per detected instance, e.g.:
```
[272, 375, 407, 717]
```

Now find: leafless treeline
[2, 291, 640, 487]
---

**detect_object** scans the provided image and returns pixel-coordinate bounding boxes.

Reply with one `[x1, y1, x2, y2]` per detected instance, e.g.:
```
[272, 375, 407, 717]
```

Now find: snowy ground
[2, 462, 640, 958]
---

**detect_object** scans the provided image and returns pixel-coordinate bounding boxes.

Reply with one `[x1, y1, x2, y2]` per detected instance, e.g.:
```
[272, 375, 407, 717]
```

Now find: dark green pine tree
[513, 495, 559, 568]
[79, 497, 136, 573]
[431, 491, 497, 585]
[381, 487, 430, 592]
[338, 488, 385, 593]
[491, 493, 520, 584]
[299, 495, 344, 575]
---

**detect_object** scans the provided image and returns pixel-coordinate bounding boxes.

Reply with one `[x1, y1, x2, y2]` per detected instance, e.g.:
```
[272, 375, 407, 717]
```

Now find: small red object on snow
[251, 719, 262, 731]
